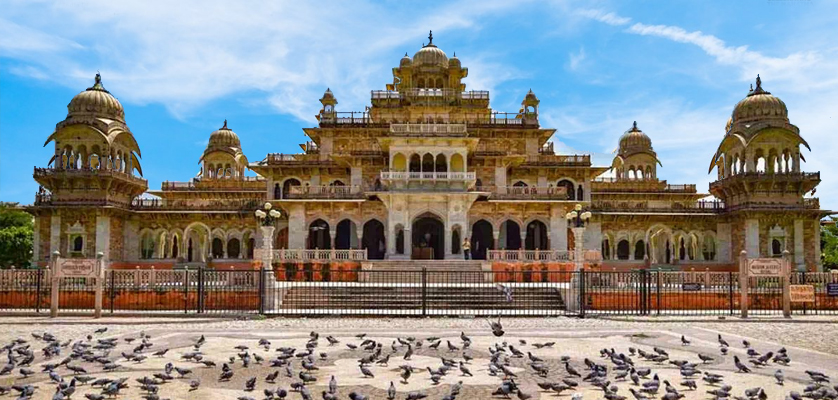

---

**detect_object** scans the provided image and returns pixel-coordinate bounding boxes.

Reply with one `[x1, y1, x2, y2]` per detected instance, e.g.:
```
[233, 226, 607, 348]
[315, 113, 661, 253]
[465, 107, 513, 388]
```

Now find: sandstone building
[28, 35, 827, 272]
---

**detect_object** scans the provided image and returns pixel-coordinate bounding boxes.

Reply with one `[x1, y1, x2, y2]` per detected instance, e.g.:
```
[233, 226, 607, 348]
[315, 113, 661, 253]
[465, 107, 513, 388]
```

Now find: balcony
[522, 154, 591, 166]
[592, 178, 697, 193]
[389, 123, 467, 137]
[34, 166, 147, 186]
[488, 250, 570, 262]
[160, 177, 265, 191]
[371, 89, 490, 102]
[131, 198, 260, 211]
[490, 186, 570, 201]
[592, 200, 725, 213]
[283, 185, 364, 200]
[380, 171, 476, 181]
[261, 153, 331, 167]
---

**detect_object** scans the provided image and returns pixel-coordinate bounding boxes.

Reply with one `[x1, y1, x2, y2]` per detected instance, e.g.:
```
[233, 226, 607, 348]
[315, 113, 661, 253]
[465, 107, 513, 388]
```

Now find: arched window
[330, 180, 345, 186]
[634, 240, 645, 260]
[422, 153, 434, 173]
[450, 154, 464, 172]
[679, 238, 686, 261]
[435, 154, 447, 173]
[409, 154, 421, 172]
[703, 235, 716, 260]
[227, 238, 241, 259]
[557, 180, 575, 200]
[772, 239, 782, 256]
[451, 228, 461, 254]
[616, 240, 630, 260]
[72, 236, 84, 253]
[393, 153, 407, 171]
[577, 185, 584, 201]
[395, 227, 405, 255]
[247, 238, 255, 259]
[513, 181, 528, 187]
[274, 183, 281, 199]
[171, 235, 180, 259]
[282, 178, 301, 199]
[212, 238, 224, 258]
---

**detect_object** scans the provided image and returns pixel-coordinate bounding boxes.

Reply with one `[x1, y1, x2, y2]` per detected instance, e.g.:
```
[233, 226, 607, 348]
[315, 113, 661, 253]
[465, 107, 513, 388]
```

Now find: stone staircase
[363, 260, 485, 283]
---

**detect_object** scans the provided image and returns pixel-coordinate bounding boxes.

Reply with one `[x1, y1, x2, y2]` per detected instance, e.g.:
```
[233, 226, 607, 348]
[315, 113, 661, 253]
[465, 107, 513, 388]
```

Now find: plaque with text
[826, 283, 838, 297]
[682, 283, 703, 291]
[56, 259, 99, 278]
[789, 285, 815, 303]
[747, 258, 783, 276]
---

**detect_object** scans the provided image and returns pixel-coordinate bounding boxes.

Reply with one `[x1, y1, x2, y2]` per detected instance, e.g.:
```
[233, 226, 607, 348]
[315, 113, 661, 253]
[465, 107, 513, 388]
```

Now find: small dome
[619, 121, 652, 152]
[413, 31, 448, 68]
[67, 73, 125, 121]
[208, 120, 240, 148]
[731, 75, 788, 125]
[448, 52, 460, 67]
[400, 52, 412, 67]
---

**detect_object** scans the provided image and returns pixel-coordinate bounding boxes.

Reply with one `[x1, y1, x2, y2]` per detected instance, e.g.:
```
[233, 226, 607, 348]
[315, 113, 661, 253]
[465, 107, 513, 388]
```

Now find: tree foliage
[821, 218, 838, 271]
[0, 202, 33, 269]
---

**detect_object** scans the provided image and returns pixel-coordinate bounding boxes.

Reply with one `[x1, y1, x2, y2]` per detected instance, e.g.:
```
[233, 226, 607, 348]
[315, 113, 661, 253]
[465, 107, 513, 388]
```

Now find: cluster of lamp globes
[255, 202, 281, 225]
[565, 203, 592, 223]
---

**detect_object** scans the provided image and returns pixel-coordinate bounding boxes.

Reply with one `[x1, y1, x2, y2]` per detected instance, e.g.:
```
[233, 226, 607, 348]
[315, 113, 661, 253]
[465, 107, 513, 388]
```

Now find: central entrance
[411, 213, 444, 260]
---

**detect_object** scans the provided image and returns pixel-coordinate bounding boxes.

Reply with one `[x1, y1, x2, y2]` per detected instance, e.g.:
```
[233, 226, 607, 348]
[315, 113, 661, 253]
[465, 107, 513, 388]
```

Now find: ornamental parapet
[592, 178, 696, 193]
[161, 177, 265, 191]
[490, 186, 570, 200]
[34, 166, 147, 185]
[380, 171, 476, 181]
[131, 198, 260, 211]
[283, 185, 365, 200]
[271, 249, 367, 261]
[593, 200, 725, 213]
[521, 154, 591, 166]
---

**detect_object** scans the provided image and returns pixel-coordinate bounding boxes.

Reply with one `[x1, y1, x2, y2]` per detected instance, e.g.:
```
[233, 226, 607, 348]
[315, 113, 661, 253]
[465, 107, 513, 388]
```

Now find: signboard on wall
[748, 258, 783, 276]
[789, 285, 815, 303]
[56, 258, 99, 278]
[827, 283, 838, 296]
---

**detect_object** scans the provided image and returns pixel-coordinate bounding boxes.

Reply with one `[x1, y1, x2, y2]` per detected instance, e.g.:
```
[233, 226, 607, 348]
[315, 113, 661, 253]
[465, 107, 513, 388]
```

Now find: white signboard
[748, 258, 783, 276]
[57, 258, 99, 278]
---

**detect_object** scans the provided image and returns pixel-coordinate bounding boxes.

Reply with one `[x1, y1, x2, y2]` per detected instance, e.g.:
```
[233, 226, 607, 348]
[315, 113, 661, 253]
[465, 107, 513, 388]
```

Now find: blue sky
[1, 0, 836, 209]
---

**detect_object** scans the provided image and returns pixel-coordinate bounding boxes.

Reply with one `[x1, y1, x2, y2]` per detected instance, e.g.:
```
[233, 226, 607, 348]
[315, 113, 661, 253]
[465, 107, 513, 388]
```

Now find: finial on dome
[88, 71, 108, 92]
[756, 74, 762, 90]
[95, 72, 101, 85]
[632, 121, 638, 130]
[405, 52, 408, 57]
[221, 119, 228, 130]
[428, 30, 433, 45]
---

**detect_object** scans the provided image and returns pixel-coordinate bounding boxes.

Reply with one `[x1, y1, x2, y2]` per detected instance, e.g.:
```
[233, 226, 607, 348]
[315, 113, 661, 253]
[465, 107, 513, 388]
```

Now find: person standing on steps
[463, 237, 471, 260]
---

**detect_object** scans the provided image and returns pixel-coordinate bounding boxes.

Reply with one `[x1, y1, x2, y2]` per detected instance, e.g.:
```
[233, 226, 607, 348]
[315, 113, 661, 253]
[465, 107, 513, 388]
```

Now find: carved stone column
[260, 226, 275, 271]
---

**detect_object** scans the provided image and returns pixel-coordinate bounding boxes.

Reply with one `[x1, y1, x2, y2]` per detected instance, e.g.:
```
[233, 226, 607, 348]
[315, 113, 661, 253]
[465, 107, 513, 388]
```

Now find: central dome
[412, 31, 448, 68]
[67, 73, 125, 121]
[619, 121, 652, 153]
[208, 120, 240, 148]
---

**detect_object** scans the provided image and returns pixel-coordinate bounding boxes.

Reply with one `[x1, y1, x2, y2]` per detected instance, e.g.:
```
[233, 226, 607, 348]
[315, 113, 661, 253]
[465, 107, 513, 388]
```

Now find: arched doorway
[307, 219, 331, 249]
[500, 220, 521, 250]
[557, 179, 575, 200]
[525, 220, 548, 250]
[362, 220, 386, 260]
[634, 240, 645, 260]
[211, 238, 224, 258]
[471, 220, 494, 260]
[275, 227, 288, 249]
[412, 213, 444, 260]
[617, 240, 630, 260]
[335, 220, 357, 250]
[227, 238, 241, 258]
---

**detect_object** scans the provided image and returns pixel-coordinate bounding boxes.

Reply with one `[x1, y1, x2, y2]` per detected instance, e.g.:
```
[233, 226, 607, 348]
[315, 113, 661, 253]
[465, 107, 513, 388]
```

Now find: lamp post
[565, 204, 591, 315]
[565, 204, 592, 271]
[255, 202, 281, 271]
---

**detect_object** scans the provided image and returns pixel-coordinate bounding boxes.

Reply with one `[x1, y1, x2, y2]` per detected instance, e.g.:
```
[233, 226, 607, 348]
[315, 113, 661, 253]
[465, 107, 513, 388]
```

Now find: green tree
[0, 202, 33, 269]
[821, 217, 838, 271]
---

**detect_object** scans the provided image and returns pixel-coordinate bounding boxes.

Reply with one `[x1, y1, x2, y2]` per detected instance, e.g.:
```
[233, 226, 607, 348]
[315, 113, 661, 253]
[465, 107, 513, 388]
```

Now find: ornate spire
[749, 74, 770, 96]
[428, 30, 433, 45]
[221, 119, 228, 130]
[88, 72, 108, 92]
[632, 121, 638, 130]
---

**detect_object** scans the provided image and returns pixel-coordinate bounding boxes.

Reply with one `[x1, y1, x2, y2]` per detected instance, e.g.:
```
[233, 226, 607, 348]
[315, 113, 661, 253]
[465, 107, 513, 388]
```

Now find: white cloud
[575, 9, 631, 26]
[0, 0, 524, 122]
[568, 46, 586, 71]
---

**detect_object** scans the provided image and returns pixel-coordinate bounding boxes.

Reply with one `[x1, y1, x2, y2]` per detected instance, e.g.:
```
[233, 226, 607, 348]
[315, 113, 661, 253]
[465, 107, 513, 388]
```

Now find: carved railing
[380, 171, 476, 181]
[390, 123, 467, 136]
[593, 200, 725, 213]
[271, 249, 367, 261]
[131, 198, 260, 211]
[491, 186, 569, 200]
[263, 153, 324, 165]
[34, 167, 147, 184]
[523, 154, 590, 165]
[488, 250, 571, 262]
[161, 178, 265, 191]
[285, 185, 364, 199]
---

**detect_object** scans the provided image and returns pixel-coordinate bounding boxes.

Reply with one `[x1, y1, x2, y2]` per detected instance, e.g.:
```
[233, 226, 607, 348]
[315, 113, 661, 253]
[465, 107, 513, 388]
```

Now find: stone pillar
[260, 226, 274, 270]
[717, 223, 732, 262]
[537, 175, 548, 188]
[351, 167, 362, 189]
[444, 227, 453, 259]
[493, 230, 500, 250]
[356, 226, 364, 250]
[32, 216, 41, 264]
[50, 213, 61, 256]
[739, 250, 749, 318]
[572, 227, 586, 270]
[745, 219, 760, 258]
[95, 215, 111, 262]
[287, 204, 306, 249]
[330, 230, 337, 250]
[583, 222, 602, 251]
[550, 205, 567, 252]
[794, 220, 804, 271]
[494, 167, 507, 193]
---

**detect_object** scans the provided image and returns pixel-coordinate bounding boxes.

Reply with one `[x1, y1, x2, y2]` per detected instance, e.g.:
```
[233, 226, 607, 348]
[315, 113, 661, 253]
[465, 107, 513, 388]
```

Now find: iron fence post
[259, 268, 266, 315]
[637, 270, 645, 316]
[197, 267, 204, 314]
[109, 271, 115, 314]
[802, 271, 807, 315]
[183, 269, 190, 314]
[656, 271, 662, 316]
[35, 269, 43, 313]
[421, 267, 427, 317]
[579, 269, 586, 318]
[728, 271, 734, 316]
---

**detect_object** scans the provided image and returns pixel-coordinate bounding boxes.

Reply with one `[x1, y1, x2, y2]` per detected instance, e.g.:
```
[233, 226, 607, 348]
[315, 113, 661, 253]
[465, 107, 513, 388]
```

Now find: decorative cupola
[199, 120, 248, 180]
[611, 121, 661, 181]
[708, 75, 818, 207]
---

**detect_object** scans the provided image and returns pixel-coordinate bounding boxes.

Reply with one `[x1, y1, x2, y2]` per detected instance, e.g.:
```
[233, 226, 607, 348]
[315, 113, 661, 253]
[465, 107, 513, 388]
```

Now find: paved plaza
[1, 317, 837, 399]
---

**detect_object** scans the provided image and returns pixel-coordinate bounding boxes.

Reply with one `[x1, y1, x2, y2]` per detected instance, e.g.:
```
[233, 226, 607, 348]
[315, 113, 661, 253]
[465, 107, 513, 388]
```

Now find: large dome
[207, 120, 241, 148]
[619, 121, 652, 153]
[412, 31, 448, 68]
[67, 73, 125, 121]
[731, 75, 788, 124]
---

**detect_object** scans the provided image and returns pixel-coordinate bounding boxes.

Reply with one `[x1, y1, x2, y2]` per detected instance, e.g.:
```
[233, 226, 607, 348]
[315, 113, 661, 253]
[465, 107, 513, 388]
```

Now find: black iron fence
[1, 268, 837, 316]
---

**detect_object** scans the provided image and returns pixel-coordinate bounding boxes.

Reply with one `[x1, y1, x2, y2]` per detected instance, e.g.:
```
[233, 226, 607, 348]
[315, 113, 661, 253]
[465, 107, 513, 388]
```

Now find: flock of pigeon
[0, 319, 837, 400]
